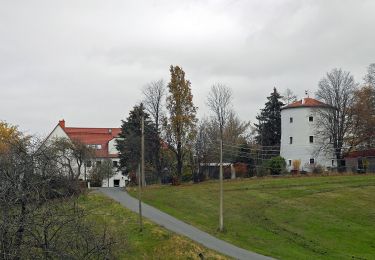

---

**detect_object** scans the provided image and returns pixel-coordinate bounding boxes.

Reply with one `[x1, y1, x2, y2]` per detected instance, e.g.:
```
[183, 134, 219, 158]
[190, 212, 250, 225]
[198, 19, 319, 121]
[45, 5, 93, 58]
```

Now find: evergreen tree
[255, 88, 284, 147]
[116, 104, 160, 176]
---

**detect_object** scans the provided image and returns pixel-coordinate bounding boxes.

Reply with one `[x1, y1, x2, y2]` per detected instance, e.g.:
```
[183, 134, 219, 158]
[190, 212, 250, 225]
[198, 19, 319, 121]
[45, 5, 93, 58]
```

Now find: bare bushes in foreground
[0, 139, 114, 259]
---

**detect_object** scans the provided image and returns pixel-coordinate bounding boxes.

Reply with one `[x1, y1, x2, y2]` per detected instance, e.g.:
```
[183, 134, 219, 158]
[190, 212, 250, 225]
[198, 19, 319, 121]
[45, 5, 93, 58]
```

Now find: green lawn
[128, 175, 375, 260]
[78, 192, 229, 259]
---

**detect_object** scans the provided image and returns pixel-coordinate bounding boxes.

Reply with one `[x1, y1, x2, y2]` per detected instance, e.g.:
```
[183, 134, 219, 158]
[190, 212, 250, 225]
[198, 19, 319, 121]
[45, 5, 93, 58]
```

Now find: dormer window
[309, 116, 313, 122]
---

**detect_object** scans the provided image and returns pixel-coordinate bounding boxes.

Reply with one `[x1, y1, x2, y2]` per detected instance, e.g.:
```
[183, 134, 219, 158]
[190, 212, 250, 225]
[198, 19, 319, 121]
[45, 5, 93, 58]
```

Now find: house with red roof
[45, 119, 128, 187]
[280, 97, 335, 172]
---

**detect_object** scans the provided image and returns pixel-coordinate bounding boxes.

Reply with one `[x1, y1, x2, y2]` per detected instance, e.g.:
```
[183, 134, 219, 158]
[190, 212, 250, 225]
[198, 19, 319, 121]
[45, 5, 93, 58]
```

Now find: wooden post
[137, 164, 143, 231]
[141, 113, 146, 187]
[219, 138, 224, 231]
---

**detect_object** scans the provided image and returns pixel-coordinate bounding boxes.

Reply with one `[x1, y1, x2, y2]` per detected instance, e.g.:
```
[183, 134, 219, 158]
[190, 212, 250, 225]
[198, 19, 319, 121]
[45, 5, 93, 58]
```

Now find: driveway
[98, 188, 274, 260]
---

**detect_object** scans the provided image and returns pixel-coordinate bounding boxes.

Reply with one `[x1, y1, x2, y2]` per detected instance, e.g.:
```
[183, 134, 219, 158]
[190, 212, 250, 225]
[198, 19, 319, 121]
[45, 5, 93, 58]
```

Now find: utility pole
[219, 135, 224, 232]
[141, 112, 145, 187]
[137, 164, 143, 231]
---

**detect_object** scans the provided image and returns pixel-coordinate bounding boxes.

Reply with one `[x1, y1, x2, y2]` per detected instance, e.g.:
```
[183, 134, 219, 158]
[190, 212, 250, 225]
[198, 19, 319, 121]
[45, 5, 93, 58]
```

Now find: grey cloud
[0, 0, 374, 134]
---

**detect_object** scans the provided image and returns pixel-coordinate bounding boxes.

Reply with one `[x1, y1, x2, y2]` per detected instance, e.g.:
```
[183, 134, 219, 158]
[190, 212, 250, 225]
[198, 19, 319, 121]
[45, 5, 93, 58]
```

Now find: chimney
[59, 119, 65, 128]
[302, 98, 305, 105]
[108, 128, 112, 134]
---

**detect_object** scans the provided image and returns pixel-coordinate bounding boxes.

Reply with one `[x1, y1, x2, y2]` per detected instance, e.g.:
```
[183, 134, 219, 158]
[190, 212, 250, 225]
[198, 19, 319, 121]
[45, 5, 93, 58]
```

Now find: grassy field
[78, 192, 229, 259]
[128, 175, 375, 260]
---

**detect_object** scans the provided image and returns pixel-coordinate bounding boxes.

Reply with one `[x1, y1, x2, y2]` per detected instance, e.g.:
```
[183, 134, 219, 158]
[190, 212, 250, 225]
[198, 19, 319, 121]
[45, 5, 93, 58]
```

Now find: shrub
[257, 160, 270, 176]
[181, 172, 192, 182]
[267, 156, 287, 175]
[292, 160, 301, 172]
[171, 175, 181, 186]
[312, 164, 324, 174]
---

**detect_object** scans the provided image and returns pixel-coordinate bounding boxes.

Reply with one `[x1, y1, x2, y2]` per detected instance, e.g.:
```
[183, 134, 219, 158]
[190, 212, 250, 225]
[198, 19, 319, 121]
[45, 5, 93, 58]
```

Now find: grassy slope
[128, 175, 375, 260]
[78, 192, 229, 259]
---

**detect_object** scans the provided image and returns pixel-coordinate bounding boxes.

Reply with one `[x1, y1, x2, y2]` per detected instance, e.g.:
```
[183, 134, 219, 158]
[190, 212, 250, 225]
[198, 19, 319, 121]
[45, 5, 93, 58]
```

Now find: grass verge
[128, 175, 375, 259]
[78, 192, 229, 259]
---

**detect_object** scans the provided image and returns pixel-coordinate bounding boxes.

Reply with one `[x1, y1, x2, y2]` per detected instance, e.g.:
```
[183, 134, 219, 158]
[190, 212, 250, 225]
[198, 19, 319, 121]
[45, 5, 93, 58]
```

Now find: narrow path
[98, 188, 274, 260]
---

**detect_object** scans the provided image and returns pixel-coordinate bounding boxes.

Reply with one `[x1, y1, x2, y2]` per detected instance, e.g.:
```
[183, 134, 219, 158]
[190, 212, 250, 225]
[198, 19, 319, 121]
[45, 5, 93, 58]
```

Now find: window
[88, 144, 102, 150]
[289, 137, 293, 144]
[86, 160, 92, 167]
[309, 116, 313, 122]
[310, 158, 315, 164]
[113, 161, 118, 167]
[332, 160, 334, 166]
[290, 117, 293, 123]
[96, 161, 101, 166]
[309, 136, 314, 143]
[288, 160, 292, 166]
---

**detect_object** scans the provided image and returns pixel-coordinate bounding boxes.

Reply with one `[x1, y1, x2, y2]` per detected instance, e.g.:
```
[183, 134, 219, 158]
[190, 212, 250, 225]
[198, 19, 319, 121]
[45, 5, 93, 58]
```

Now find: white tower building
[280, 97, 334, 172]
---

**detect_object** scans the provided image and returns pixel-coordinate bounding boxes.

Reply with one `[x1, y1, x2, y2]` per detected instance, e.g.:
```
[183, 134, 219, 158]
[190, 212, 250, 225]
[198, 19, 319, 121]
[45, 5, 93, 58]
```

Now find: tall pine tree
[255, 88, 284, 147]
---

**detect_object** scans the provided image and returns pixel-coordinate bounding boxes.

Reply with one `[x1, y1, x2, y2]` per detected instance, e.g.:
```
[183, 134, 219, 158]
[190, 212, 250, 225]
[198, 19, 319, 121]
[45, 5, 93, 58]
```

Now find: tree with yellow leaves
[0, 120, 22, 152]
[163, 65, 197, 178]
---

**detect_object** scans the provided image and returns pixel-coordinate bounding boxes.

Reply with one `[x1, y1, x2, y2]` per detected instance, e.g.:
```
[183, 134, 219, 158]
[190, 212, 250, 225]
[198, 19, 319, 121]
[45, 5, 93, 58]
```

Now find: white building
[45, 120, 128, 187]
[280, 98, 335, 172]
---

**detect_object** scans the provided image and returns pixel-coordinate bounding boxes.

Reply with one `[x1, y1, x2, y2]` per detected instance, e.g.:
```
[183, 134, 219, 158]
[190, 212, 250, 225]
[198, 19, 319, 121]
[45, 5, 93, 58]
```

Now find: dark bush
[181, 172, 192, 182]
[267, 156, 287, 175]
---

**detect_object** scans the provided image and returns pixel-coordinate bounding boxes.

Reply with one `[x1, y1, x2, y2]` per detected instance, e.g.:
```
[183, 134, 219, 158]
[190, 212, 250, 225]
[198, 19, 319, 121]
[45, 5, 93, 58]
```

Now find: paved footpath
[98, 188, 275, 260]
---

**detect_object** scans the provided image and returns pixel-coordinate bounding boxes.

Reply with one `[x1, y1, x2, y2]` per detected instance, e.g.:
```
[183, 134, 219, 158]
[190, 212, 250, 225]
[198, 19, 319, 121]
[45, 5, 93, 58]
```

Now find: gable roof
[282, 97, 331, 110]
[58, 120, 121, 158]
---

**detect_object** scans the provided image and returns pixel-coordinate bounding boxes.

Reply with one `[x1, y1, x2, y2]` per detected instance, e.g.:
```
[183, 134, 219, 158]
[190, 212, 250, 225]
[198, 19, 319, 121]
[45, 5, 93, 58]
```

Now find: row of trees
[116, 63, 375, 181]
[116, 66, 254, 184]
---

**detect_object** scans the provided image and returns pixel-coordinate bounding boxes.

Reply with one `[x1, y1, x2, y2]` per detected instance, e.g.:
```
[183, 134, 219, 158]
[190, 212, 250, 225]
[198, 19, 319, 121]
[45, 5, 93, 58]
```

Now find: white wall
[47, 125, 70, 141]
[100, 170, 128, 188]
[86, 158, 128, 188]
[108, 138, 118, 155]
[280, 107, 334, 171]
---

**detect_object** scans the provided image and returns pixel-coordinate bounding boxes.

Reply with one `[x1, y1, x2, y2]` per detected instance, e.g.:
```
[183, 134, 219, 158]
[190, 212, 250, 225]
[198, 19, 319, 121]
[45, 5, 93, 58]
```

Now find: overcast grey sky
[1, 0, 374, 136]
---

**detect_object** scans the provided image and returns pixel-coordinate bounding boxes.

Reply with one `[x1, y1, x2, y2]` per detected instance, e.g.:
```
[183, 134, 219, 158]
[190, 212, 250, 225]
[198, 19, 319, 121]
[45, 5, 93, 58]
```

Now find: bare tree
[51, 138, 94, 181]
[207, 84, 233, 139]
[142, 79, 166, 132]
[364, 63, 375, 87]
[206, 83, 232, 232]
[142, 79, 166, 181]
[315, 68, 357, 170]
[282, 88, 297, 105]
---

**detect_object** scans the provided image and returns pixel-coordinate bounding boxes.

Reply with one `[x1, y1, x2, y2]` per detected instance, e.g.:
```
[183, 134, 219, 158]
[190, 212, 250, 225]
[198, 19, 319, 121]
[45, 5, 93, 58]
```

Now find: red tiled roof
[282, 98, 330, 110]
[58, 120, 121, 158]
[345, 149, 375, 158]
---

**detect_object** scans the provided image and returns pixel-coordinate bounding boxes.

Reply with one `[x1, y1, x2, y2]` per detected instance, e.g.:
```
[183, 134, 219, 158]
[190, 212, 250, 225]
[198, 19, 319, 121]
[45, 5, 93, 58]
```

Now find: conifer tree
[255, 88, 284, 147]
[116, 104, 159, 176]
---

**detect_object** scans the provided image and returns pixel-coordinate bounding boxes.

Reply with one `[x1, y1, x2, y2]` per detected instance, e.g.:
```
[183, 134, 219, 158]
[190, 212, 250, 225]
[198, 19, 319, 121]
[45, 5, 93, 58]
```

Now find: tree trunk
[177, 141, 183, 177]
[14, 199, 26, 260]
